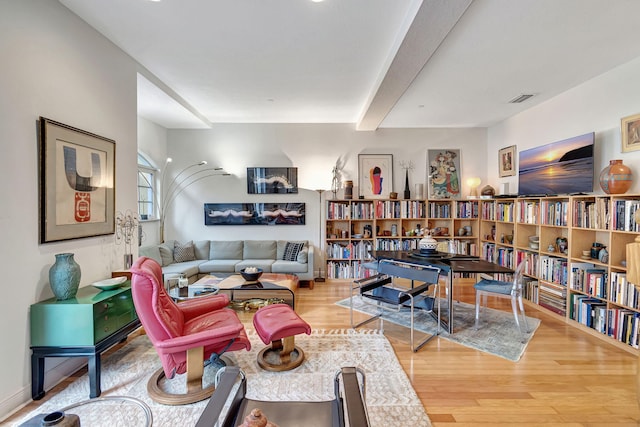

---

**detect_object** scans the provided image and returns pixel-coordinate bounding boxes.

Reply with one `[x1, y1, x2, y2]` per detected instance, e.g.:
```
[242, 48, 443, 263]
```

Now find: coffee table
[172, 273, 298, 309]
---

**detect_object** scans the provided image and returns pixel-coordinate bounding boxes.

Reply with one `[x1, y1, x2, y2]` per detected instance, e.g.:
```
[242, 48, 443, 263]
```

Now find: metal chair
[195, 366, 369, 427]
[473, 260, 530, 342]
[351, 259, 441, 352]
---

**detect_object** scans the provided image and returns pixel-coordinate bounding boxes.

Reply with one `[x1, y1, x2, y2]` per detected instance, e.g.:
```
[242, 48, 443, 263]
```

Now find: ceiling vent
[508, 94, 535, 103]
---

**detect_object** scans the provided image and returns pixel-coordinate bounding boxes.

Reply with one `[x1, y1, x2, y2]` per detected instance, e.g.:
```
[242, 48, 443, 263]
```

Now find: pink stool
[253, 304, 311, 371]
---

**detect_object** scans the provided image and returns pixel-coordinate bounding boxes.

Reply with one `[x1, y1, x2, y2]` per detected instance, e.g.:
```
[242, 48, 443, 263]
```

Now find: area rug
[338, 296, 540, 361]
[14, 330, 430, 427]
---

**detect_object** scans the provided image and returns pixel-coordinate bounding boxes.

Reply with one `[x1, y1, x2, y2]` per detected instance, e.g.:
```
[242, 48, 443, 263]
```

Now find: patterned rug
[338, 296, 540, 361]
[14, 330, 430, 427]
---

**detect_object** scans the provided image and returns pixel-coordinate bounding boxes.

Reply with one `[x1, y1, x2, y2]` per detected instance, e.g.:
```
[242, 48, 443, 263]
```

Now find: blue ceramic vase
[49, 253, 81, 300]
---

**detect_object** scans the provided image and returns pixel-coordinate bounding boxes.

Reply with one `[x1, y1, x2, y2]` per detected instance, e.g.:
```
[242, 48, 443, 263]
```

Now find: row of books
[517, 200, 538, 224]
[573, 199, 610, 229]
[374, 200, 426, 219]
[326, 260, 376, 279]
[327, 202, 350, 220]
[569, 263, 607, 298]
[608, 309, 640, 348]
[350, 202, 374, 220]
[481, 243, 514, 268]
[538, 256, 568, 286]
[540, 200, 569, 226]
[515, 250, 539, 277]
[456, 201, 479, 219]
[481, 202, 496, 221]
[611, 199, 640, 232]
[496, 201, 515, 222]
[609, 271, 640, 309]
[570, 294, 606, 333]
[326, 241, 372, 260]
[427, 202, 451, 218]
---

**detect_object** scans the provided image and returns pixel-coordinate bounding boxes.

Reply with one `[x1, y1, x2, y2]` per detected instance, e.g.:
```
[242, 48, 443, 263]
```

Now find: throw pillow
[283, 242, 304, 261]
[174, 240, 196, 262]
[297, 247, 308, 263]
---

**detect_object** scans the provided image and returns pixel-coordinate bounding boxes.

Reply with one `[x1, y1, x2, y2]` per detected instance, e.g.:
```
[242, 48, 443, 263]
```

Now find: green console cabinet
[30, 284, 140, 400]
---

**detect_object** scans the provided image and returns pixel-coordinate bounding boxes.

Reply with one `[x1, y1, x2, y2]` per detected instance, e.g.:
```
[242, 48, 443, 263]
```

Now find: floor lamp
[315, 189, 326, 282]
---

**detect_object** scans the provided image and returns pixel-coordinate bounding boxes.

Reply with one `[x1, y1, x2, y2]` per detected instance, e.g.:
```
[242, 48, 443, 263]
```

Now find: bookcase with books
[325, 198, 479, 279]
[480, 194, 640, 352]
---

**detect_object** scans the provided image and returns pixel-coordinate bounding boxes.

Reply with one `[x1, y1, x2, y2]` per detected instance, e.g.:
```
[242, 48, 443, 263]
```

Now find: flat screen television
[518, 132, 594, 196]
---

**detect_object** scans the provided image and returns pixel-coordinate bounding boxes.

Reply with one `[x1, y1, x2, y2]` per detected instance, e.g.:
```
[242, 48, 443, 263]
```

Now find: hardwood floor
[6, 278, 640, 426]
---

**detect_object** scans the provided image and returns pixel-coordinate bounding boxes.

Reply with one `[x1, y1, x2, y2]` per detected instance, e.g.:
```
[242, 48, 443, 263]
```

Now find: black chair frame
[350, 259, 441, 352]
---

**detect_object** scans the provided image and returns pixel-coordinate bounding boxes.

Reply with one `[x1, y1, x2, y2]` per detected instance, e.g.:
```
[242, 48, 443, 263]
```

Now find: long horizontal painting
[204, 203, 305, 225]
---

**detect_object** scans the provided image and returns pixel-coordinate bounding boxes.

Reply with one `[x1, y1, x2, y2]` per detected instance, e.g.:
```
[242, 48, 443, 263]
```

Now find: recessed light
[418, 104, 425, 108]
[311, 0, 325, 3]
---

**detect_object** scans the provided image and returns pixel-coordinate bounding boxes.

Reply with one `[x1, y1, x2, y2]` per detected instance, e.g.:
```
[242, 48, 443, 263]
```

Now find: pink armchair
[130, 256, 251, 405]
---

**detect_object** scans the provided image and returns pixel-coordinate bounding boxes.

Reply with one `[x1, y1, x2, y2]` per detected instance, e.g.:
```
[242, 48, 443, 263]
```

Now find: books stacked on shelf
[355, 261, 378, 280]
[538, 281, 567, 315]
[456, 201, 478, 219]
[522, 277, 539, 303]
[481, 201, 496, 220]
[351, 202, 373, 220]
[572, 198, 609, 229]
[570, 294, 607, 333]
[481, 242, 495, 262]
[607, 308, 640, 348]
[352, 240, 373, 260]
[539, 255, 568, 286]
[609, 271, 640, 309]
[517, 200, 538, 224]
[495, 247, 514, 268]
[569, 262, 607, 297]
[428, 202, 451, 218]
[496, 201, 514, 222]
[374, 200, 400, 218]
[327, 201, 350, 220]
[516, 250, 539, 277]
[451, 239, 478, 256]
[401, 239, 419, 251]
[327, 242, 352, 259]
[375, 238, 403, 251]
[540, 200, 568, 226]
[399, 200, 425, 219]
[612, 199, 640, 232]
[326, 261, 353, 279]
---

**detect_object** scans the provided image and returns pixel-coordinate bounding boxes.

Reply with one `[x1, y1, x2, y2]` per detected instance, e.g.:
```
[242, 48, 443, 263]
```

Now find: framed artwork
[39, 117, 115, 243]
[247, 167, 298, 194]
[498, 145, 516, 177]
[621, 113, 640, 152]
[358, 154, 393, 198]
[204, 202, 305, 225]
[427, 149, 461, 199]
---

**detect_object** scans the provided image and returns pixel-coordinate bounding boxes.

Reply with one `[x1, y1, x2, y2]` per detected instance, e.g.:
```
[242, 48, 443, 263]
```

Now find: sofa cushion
[138, 245, 163, 266]
[235, 259, 274, 272]
[283, 242, 305, 261]
[174, 240, 196, 262]
[159, 241, 175, 266]
[244, 240, 276, 259]
[210, 241, 244, 260]
[297, 247, 308, 263]
[272, 260, 308, 274]
[161, 260, 203, 278]
[276, 240, 307, 260]
[198, 259, 241, 274]
[193, 240, 210, 260]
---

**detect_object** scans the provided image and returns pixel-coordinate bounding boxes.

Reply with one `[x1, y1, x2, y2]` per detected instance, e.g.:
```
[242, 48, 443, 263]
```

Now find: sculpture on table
[115, 210, 139, 269]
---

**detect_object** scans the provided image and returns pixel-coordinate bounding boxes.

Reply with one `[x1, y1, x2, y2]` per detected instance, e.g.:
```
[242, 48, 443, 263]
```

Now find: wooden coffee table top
[195, 273, 299, 292]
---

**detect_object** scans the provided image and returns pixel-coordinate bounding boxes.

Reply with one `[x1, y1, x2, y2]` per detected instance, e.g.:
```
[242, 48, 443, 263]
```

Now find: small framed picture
[498, 145, 516, 177]
[358, 154, 393, 198]
[621, 113, 640, 152]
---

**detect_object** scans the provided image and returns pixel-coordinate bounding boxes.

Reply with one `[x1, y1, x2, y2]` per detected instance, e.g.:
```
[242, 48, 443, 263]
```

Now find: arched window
[138, 153, 157, 220]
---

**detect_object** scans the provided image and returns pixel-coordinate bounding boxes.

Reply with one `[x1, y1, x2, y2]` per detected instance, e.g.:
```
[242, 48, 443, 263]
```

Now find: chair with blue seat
[473, 260, 530, 342]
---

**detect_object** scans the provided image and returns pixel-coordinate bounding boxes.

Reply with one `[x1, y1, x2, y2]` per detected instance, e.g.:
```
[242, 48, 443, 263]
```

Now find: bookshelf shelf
[480, 194, 640, 352]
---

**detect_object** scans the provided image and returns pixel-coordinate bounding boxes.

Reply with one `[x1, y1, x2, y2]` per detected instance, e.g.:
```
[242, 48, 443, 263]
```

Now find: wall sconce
[467, 177, 481, 199]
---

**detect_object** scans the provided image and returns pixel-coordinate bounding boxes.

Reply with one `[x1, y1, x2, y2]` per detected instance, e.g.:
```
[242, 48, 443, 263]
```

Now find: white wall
[487, 56, 640, 194]
[137, 116, 169, 246]
[0, 1, 138, 419]
[164, 125, 487, 275]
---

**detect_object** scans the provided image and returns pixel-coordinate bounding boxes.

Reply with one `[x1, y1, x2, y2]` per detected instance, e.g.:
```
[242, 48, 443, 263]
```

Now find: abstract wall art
[247, 167, 298, 194]
[204, 202, 305, 225]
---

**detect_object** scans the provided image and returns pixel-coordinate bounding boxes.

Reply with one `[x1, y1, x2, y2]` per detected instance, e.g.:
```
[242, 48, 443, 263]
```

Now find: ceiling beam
[356, 0, 473, 131]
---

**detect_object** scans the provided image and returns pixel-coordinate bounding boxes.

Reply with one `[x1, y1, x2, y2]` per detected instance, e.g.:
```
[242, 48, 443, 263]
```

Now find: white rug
[14, 330, 430, 427]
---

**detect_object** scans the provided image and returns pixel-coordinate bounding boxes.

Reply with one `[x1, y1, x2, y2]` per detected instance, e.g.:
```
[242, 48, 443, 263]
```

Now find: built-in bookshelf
[479, 194, 640, 352]
[325, 198, 479, 279]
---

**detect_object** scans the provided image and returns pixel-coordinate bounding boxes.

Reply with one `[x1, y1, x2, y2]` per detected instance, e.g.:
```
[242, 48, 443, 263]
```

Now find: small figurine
[238, 408, 279, 427]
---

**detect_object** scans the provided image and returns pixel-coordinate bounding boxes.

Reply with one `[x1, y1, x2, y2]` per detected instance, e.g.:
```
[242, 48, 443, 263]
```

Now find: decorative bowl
[240, 268, 263, 282]
[92, 276, 127, 291]
[528, 235, 539, 244]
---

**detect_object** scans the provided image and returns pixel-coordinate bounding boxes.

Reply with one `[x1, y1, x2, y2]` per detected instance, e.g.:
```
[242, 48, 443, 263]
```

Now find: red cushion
[253, 304, 311, 344]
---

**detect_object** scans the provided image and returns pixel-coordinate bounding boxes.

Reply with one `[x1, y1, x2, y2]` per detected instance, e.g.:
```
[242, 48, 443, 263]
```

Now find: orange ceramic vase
[599, 159, 633, 194]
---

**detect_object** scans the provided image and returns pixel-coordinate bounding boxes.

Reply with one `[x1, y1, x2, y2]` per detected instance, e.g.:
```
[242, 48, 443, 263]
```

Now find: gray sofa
[138, 239, 314, 282]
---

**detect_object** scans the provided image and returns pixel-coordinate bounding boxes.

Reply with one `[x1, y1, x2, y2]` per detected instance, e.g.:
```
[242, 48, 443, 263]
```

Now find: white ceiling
[59, 0, 640, 130]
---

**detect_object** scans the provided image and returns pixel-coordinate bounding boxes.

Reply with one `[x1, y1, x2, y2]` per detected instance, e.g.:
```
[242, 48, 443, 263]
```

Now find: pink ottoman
[253, 304, 311, 371]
